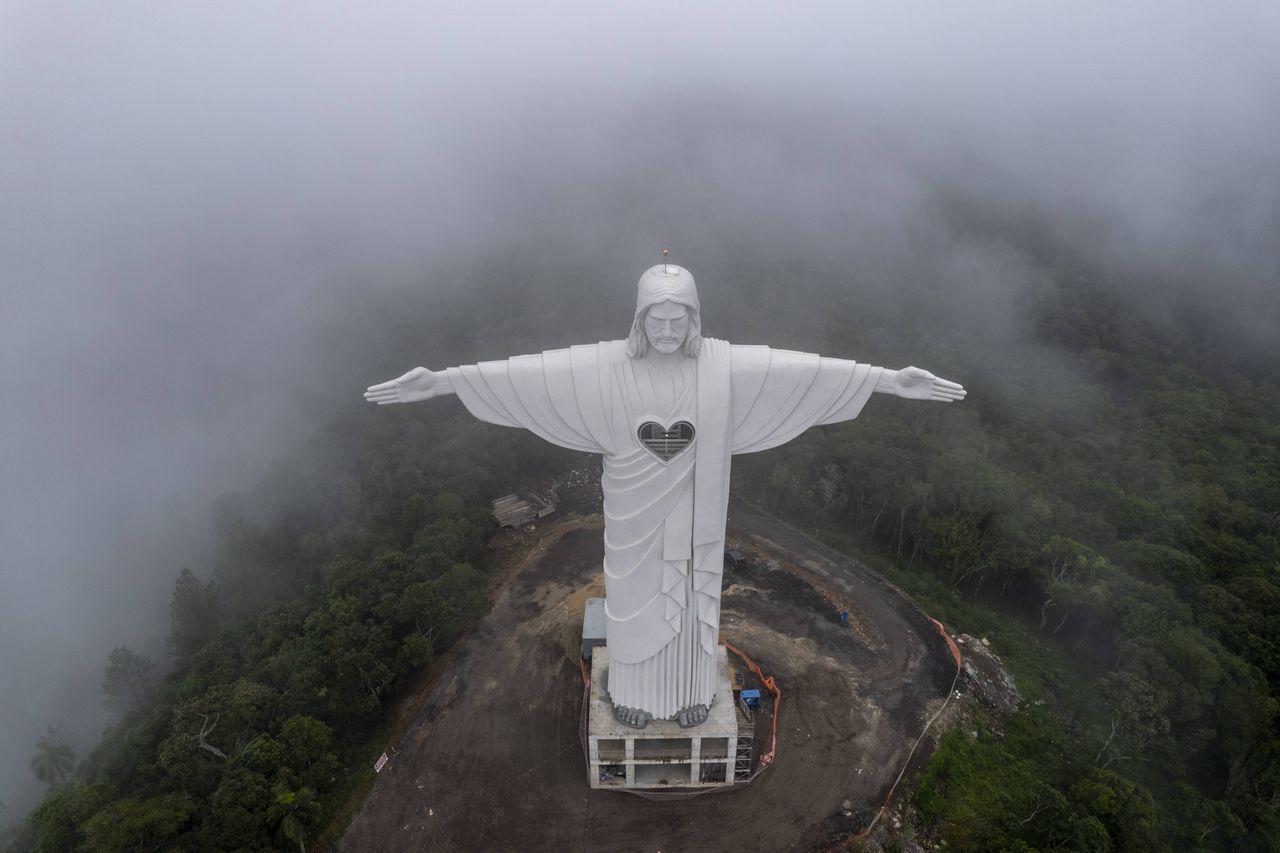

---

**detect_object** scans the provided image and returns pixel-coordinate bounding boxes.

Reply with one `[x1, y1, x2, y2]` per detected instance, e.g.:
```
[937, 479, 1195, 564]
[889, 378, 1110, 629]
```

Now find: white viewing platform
[587, 646, 750, 790]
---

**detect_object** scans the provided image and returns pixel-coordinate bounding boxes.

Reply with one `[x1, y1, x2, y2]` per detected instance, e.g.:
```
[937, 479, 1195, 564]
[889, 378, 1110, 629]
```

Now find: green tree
[269, 783, 320, 853]
[1169, 783, 1247, 851]
[81, 792, 194, 853]
[431, 490, 465, 519]
[27, 781, 115, 853]
[236, 733, 286, 777]
[169, 568, 222, 659]
[925, 514, 1000, 590]
[101, 646, 161, 711]
[279, 716, 337, 789]
[402, 632, 434, 667]
[204, 766, 272, 851]
[157, 680, 282, 796]
[300, 596, 400, 714]
[29, 727, 75, 786]
[1035, 535, 1111, 633]
[1093, 671, 1171, 767]
[1068, 769, 1160, 851]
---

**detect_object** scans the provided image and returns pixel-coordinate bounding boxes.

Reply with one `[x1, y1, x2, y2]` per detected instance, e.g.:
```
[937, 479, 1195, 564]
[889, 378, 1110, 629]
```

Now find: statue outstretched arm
[730, 347, 964, 454]
[363, 367, 456, 405]
[874, 366, 966, 402]
[364, 346, 614, 454]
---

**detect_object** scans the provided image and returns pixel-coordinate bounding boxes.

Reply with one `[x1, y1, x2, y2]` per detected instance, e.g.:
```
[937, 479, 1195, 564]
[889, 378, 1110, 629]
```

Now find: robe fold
[447, 339, 881, 719]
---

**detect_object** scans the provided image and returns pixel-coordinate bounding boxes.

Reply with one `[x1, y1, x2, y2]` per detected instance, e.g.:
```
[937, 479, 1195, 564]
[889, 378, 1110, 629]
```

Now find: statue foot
[676, 704, 709, 728]
[614, 705, 652, 729]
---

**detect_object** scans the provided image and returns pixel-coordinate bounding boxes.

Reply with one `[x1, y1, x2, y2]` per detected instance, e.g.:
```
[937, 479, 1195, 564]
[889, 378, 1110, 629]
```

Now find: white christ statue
[365, 264, 965, 729]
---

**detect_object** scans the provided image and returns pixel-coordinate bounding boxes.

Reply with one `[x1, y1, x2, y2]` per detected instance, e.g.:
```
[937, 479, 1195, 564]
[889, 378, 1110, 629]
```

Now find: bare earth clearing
[339, 503, 955, 852]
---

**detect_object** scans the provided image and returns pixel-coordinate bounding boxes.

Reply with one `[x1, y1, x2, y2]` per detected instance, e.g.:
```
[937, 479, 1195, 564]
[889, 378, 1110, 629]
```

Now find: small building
[725, 549, 746, 570]
[582, 597, 607, 661]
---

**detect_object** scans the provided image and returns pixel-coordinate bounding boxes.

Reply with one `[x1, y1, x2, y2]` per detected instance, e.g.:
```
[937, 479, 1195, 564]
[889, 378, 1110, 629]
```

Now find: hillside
[3, 261, 1277, 852]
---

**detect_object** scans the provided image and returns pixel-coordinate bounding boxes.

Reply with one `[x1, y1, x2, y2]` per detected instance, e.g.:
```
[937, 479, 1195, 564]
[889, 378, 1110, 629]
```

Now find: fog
[2, 2, 1278, 817]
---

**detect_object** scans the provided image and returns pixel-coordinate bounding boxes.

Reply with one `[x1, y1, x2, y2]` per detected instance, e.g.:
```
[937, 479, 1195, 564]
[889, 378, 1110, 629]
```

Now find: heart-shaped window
[637, 421, 695, 462]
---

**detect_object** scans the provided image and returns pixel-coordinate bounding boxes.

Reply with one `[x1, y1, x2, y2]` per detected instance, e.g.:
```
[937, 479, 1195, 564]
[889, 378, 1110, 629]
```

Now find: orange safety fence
[581, 616, 954, 820]
[929, 616, 963, 669]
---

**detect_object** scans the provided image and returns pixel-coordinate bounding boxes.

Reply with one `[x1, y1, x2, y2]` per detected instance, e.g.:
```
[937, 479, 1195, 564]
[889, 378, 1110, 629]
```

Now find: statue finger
[936, 378, 964, 391]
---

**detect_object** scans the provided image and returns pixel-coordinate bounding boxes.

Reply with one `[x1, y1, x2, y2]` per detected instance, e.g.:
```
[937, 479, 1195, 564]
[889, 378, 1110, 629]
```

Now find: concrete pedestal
[587, 646, 749, 790]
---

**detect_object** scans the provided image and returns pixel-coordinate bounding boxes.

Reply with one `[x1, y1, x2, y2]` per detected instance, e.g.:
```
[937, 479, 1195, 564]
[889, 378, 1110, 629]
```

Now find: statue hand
[889, 366, 967, 402]
[363, 367, 442, 405]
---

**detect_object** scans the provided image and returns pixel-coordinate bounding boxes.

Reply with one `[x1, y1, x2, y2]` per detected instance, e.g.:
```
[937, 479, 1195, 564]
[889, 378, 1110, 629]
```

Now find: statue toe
[675, 704, 709, 728]
[614, 705, 651, 729]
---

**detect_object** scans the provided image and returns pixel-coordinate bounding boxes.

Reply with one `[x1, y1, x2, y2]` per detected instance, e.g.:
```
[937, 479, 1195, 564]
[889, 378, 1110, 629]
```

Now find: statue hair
[626, 304, 703, 359]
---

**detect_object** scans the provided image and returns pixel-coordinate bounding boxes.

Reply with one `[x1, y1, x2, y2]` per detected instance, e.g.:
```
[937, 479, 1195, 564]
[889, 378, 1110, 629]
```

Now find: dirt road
[338, 504, 955, 852]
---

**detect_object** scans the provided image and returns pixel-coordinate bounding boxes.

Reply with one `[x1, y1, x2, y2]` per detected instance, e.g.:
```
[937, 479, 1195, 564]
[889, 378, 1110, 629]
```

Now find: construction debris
[492, 492, 557, 528]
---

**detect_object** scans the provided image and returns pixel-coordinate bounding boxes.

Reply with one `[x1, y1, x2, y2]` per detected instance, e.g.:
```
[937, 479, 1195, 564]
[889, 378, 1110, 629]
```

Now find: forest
[1, 254, 1277, 852]
[739, 273, 1280, 851]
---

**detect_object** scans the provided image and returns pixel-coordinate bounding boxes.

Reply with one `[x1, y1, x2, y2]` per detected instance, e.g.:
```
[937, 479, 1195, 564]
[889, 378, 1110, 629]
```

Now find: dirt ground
[339, 502, 956, 853]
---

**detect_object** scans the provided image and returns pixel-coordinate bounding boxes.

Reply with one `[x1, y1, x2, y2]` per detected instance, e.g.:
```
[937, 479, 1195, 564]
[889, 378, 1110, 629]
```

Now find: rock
[980, 637, 990, 647]
[956, 633, 1021, 713]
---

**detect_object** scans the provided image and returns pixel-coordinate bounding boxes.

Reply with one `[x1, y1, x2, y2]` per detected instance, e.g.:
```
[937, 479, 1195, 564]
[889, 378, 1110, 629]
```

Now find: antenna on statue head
[662, 246, 670, 274]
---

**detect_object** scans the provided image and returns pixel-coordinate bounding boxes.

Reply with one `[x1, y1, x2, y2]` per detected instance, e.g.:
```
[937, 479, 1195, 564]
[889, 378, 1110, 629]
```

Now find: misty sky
[2, 2, 1278, 817]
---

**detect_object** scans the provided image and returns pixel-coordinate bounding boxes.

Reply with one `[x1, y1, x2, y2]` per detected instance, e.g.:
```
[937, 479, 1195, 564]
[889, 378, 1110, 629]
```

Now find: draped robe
[446, 338, 882, 718]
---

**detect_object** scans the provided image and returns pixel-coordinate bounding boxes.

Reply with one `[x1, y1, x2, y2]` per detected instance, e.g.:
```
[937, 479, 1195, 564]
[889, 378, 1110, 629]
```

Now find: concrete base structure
[587, 646, 751, 790]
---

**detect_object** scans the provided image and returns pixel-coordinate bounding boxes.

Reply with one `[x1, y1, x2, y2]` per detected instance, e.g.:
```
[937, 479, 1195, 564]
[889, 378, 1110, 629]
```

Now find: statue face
[643, 300, 690, 355]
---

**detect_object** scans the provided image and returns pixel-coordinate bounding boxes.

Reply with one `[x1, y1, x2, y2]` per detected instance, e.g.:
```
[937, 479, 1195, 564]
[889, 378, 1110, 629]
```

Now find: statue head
[626, 264, 703, 358]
